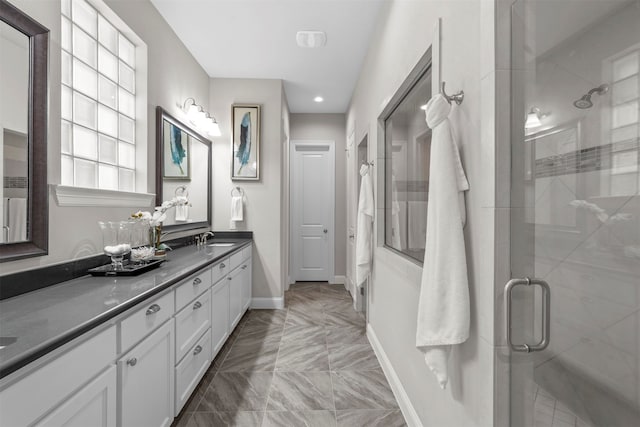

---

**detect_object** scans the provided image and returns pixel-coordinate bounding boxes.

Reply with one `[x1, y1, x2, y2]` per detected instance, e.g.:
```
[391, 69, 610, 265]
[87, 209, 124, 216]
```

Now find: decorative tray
[88, 259, 165, 276]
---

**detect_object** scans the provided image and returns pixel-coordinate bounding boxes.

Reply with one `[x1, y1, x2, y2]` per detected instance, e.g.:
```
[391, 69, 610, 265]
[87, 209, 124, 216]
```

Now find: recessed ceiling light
[314, 96, 324, 103]
[296, 31, 327, 48]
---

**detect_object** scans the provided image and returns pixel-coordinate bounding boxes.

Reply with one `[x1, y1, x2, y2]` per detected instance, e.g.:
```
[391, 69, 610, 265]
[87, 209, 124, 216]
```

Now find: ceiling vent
[296, 31, 327, 48]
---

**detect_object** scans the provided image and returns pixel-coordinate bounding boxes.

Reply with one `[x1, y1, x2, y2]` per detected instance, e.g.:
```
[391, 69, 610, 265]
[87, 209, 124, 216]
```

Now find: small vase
[149, 223, 164, 255]
[99, 221, 133, 270]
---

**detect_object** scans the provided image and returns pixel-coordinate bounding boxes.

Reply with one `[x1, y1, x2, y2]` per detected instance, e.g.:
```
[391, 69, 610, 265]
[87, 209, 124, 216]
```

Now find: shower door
[509, 1, 640, 426]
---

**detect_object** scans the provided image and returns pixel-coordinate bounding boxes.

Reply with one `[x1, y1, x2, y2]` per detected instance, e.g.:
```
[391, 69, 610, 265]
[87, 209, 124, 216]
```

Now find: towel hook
[361, 160, 374, 167]
[231, 186, 244, 197]
[441, 81, 464, 105]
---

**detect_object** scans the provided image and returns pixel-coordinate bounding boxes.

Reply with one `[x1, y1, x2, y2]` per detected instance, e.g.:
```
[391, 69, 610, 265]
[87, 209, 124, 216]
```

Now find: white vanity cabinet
[228, 247, 252, 329]
[240, 249, 252, 311]
[0, 243, 253, 427]
[172, 268, 214, 415]
[0, 326, 117, 427]
[211, 277, 230, 358]
[35, 365, 117, 427]
[119, 319, 175, 427]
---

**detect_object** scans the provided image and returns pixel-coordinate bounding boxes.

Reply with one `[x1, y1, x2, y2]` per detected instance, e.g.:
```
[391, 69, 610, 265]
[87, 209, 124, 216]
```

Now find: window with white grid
[609, 48, 640, 195]
[61, 0, 139, 191]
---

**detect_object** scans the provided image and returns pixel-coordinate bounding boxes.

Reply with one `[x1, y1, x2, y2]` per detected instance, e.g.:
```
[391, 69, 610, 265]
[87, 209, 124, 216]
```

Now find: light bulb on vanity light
[205, 113, 221, 137]
[525, 106, 549, 129]
[182, 98, 222, 137]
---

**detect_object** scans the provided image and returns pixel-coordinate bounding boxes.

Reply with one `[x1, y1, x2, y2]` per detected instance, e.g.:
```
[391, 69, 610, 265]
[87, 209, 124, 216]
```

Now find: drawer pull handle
[241, 265, 247, 270]
[193, 301, 202, 310]
[193, 345, 203, 356]
[193, 278, 202, 285]
[146, 304, 161, 315]
[220, 263, 226, 268]
[126, 358, 137, 366]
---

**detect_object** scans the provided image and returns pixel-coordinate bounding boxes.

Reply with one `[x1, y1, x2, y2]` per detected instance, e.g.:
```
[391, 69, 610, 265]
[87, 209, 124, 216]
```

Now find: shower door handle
[505, 277, 551, 353]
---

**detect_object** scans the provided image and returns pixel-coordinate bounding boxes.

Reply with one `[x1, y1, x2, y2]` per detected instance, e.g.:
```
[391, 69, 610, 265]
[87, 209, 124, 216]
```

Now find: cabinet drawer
[175, 268, 212, 311]
[211, 257, 229, 284]
[120, 292, 174, 353]
[175, 329, 212, 415]
[175, 289, 212, 363]
[0, 326, 116, 427]
[229, 250, 245, 271]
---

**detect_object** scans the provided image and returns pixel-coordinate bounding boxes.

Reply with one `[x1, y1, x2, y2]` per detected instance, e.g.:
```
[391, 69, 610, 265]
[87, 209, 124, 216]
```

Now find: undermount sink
[207, 243, 235, 247]
[0, 336, 17, 350]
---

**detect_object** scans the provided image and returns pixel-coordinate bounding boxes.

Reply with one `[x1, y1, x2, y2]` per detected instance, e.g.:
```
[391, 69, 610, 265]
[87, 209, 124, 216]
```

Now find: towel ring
[174, 185, 189, 198]
[231, 186, 244, 197]
[441, 81, 464, 105]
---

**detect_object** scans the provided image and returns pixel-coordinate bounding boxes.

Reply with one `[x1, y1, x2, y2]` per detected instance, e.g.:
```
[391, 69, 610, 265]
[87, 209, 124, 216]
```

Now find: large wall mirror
[0, 1, 49, 262]
[155, 107, 211, 234]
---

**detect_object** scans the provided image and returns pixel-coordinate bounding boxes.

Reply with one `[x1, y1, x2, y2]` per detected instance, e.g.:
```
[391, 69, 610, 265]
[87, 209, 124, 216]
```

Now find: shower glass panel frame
[509, 1, 640, 426]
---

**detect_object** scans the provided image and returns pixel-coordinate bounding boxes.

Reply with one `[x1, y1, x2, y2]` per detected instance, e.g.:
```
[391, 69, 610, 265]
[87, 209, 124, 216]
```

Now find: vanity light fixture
[182, 97, 221, 137]
[525, 106, 549, 129]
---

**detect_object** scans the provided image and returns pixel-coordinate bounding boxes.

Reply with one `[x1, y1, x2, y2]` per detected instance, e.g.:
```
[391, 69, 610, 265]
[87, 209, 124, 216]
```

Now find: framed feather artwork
[162, 117, 190, 179]
[231, 104, 261, 180]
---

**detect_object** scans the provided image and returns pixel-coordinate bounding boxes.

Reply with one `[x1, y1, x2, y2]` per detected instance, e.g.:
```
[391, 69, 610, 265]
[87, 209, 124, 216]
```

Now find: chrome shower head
[574, 95, 593, 109]
[573, 84, 609, 109]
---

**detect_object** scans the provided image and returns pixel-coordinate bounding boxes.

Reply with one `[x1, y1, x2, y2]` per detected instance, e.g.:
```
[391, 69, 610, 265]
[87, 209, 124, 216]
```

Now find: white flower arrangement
[131, 196, 190, 226]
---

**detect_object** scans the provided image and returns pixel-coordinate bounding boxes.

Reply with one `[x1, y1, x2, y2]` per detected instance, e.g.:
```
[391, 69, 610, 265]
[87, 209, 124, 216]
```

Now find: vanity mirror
[155, 107, 211, 234]
[0, 1, 49, 262]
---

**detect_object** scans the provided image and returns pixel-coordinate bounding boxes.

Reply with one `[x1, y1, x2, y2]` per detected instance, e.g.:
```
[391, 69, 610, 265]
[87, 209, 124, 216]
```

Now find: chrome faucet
[201, 231, 215, 246]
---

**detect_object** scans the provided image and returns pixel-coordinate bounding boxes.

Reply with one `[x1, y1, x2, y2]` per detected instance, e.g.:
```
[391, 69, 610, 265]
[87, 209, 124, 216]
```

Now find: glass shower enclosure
[509, 0, 640, 425]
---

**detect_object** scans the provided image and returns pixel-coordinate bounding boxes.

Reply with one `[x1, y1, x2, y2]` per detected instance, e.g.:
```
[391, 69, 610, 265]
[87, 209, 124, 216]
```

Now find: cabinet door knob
[227, 276, 232, 280]
[193, 345, 203, 356]
[241, 265, 247, 270]
[220, 263, 226, 268]
[193, 301, 202, 310]
[193, 277, 202, 285]
[126, 357, 137, 366]
[146, 304, 161, 315]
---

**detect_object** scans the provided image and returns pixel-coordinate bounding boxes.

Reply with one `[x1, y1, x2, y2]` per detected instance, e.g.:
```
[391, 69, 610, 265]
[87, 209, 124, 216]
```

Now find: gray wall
[2, 0, 210, 275]
[209, 78, 287, 300]
[346, 0, 500, 425]
[289, 113, 347, 278]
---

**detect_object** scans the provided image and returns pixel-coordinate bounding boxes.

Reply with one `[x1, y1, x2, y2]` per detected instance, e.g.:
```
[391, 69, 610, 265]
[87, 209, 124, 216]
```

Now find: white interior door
[291, 141, 335, 282]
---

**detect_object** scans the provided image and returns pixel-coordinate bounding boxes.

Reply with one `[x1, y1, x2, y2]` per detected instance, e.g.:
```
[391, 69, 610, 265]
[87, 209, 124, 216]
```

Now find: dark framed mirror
[155, 106, 212, 234]
[0, 0, 49, 262]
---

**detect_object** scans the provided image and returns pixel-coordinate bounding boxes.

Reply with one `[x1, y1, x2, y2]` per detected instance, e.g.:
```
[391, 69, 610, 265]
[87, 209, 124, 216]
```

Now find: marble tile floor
[172, 282, 406, 427]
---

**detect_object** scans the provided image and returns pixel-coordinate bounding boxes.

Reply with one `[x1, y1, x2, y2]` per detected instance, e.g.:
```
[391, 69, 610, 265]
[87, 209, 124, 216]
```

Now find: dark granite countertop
[0, 238, 251, 379]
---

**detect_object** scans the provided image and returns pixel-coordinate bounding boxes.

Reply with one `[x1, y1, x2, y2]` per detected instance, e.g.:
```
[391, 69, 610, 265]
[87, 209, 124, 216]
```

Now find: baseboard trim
[367, 324, 422, 427]
[331, 275, 346, 286]
[250, 297, 285, 309]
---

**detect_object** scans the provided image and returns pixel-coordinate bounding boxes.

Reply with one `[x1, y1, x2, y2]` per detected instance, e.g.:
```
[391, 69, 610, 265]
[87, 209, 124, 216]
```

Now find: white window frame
[57, 0, 149, 205]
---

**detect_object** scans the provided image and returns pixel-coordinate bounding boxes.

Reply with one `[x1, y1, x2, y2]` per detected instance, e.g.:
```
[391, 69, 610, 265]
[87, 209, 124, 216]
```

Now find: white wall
[346, 1, 499, 425]
[209, 78, 286, 300]
[289, 113, 347, 279]
[2, 0, 211, 275]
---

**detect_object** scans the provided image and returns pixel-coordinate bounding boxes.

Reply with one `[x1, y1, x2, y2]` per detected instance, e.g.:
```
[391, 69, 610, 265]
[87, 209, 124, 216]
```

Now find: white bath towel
[7, 198, 27, 242]
[231, 196, 243, 221]
[356, 164, 374, 287]
[175, 204, 188, 222]
[416, 94, 470, 389]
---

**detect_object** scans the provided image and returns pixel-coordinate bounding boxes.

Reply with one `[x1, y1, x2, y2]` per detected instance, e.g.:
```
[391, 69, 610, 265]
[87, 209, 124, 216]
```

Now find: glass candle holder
[98, 221, 133, 270]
